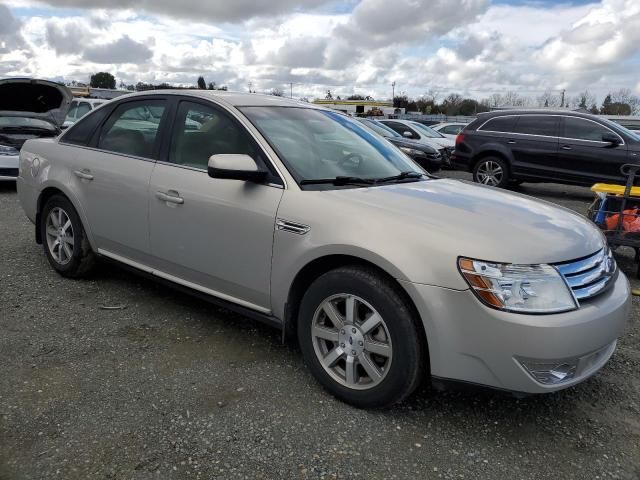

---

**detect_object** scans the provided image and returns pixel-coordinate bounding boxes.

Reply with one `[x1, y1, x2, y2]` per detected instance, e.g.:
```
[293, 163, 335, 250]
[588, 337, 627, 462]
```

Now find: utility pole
[248, 81, 253, 93]
[561, 89, 565, 108]
[290, 82, 293, 98]
[391, 81, 396, 104]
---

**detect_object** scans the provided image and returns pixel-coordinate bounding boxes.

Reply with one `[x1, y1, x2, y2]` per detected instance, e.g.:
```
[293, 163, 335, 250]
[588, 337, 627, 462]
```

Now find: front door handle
[73, 169, 94, 180]
[507, 139, 517, 144]
[156, 190, 184, 205]
[561, 145, 572, 150]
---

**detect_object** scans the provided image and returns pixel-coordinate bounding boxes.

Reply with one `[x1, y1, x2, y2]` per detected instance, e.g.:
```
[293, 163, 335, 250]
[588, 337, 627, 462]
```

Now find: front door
[557, 116, 628, 184]
[148, 98, 283, 312]
[70, 98, 168, 263]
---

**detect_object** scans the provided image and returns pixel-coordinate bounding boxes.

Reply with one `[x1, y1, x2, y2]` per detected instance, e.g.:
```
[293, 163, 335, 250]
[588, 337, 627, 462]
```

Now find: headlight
[399, 147, 424, 157]
[458, 257, 577, 314]
[0, 145, 19, 156]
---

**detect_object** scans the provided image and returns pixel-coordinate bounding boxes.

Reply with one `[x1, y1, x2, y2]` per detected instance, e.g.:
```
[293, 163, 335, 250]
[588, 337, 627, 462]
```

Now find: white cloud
[1, 0, 639, 103]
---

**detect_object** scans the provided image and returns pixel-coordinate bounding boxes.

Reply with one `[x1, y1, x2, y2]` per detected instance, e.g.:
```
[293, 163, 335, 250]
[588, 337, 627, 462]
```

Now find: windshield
[241, 107, 422, 184]
[409, 122, 445, 138]
[0, 116, 57, 131]
[358, 118, 401, 138]
[603, 119, 640, 141]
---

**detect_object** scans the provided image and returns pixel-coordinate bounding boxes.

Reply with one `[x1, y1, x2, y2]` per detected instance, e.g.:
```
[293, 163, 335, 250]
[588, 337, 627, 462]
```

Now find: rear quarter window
[478, 116, 518, 133]
[61, 106, 110, 146]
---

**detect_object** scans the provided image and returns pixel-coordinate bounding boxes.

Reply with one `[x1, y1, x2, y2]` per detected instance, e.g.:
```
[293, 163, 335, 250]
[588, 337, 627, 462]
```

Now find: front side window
[61, 107, 110, 146]
[241, 107, 421, 183]
[382, 121, 419, 139]
[98, 100, 166, 158]
[563, 117, 618, 142]
[170, 101, 257, 170]
[479, 116, 518, 133]
[515, 115, 558, 137]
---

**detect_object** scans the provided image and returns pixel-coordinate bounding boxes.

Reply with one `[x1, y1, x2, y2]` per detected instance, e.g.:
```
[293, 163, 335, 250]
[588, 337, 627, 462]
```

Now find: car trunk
[0, 78, 72, 128]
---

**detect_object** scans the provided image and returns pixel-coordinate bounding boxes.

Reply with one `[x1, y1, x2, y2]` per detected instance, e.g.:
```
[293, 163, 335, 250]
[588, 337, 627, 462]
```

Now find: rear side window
[61, 107, 110, 146]
[479, 116, 518, 133]
[98, 100, 166, 158]
[76, 102, 92, 118]
[441, 125, 463, 135]
[514, 115, 558, 137]
[563, 117, 616, 142]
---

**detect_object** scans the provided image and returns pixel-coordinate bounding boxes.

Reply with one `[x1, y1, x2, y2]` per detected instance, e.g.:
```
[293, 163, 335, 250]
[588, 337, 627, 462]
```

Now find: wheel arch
[283, 254, 430, 370]
[470, 146, 513, 173]
[35, 183, 95, 249]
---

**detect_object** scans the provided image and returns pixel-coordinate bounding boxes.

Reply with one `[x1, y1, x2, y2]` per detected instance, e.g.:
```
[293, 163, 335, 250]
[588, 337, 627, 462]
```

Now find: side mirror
[402, 131, 413, 138]
[602, 132, 621, 145]
[207, 154, 268, 182]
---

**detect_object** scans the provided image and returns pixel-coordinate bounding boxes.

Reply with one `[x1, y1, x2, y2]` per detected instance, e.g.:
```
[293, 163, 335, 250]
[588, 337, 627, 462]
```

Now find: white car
[0, 78, 70, 181]
[379, 119, 455, 166]
[431, 122, 468, 139]
[63, 98, 108, 129]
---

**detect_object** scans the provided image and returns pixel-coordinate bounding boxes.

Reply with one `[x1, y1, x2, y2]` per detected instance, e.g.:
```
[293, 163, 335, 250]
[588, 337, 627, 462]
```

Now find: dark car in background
[0, 78, 71, 180]
[452, 110, 640, 188]
[355, 118, 442, 172]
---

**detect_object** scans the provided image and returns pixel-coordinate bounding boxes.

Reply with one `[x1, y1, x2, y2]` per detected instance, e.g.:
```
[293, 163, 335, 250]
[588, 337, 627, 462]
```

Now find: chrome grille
[554, 248, 616, 301]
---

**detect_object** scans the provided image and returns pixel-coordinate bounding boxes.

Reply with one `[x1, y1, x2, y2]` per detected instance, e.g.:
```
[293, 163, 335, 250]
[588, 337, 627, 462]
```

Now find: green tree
[90, 72, 116, 89]
[197, 76, 207, 89]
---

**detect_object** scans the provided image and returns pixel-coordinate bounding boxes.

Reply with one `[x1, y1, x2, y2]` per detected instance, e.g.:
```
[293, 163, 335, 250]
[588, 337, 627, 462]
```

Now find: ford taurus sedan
[17, 91, 630, 408]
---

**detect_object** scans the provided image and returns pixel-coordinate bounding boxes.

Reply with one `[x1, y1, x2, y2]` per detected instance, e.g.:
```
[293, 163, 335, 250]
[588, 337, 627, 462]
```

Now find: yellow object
[632, 289, 640, 297]
[591, 183, 640, 197]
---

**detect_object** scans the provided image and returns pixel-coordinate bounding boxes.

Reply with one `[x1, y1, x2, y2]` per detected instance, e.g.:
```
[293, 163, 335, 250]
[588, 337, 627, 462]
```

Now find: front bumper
[401, 272, 630, 393]
[0, 154, 19, 180]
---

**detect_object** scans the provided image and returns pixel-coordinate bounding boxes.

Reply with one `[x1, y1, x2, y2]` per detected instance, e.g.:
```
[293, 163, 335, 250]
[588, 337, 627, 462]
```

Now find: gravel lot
[1, 172, 639, 480]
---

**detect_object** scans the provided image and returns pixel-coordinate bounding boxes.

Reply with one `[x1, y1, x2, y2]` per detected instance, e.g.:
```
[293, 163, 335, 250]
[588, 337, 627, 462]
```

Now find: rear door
[147, 98, 283, 311]
[69, 97, 169, 263]
[557, 116, 628, 184]
[508, 115, 559, 179]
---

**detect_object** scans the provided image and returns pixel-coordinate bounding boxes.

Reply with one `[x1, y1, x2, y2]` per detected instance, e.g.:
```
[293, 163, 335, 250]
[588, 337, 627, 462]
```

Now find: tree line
[78, 73, 640, 116]
[392, 89, 640, 116]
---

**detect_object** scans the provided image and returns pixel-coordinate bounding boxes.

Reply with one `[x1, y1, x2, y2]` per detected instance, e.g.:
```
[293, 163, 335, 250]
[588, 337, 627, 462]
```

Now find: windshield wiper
[300, 176, 377, 186]
[0, 126, 55, 133]
[299, 171, 424, 186]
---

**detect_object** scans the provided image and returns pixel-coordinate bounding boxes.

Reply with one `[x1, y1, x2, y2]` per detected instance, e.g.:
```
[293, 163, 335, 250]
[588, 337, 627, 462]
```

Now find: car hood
[0, 78, 72, 128]
[325, 178, 603, 266]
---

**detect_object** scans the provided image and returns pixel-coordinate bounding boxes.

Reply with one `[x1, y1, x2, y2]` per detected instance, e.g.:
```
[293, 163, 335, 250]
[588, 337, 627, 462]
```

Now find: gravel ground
[1, 173, 639, 480]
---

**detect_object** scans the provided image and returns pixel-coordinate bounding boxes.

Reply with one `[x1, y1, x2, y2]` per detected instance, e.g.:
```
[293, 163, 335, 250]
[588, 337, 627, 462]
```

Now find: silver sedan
[17, 91, 630, 408]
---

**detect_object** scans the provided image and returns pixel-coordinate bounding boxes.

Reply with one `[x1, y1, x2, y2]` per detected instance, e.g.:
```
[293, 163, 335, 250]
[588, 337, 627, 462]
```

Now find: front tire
[473, 156, 509, 188]
[298, 266, 426, 408]
[41, 194, 96, 278]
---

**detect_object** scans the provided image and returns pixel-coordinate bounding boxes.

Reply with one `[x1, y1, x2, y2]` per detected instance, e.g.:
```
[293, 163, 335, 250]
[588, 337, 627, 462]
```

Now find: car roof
[477, 109, 601, 120]
[110, 89, 320, 109]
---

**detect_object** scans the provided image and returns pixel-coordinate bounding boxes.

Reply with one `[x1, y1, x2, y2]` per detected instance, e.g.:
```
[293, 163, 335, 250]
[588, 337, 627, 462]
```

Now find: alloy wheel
[45, 207, 74, 265]
[476, 160, 504, 186]
[311, 294, 393, 390]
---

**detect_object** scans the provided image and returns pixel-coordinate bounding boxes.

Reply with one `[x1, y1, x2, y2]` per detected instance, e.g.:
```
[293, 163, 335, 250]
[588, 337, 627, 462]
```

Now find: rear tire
[472, 156, 509, 188]
[41, 194, 96, 278]
[298, 266, 426, 408]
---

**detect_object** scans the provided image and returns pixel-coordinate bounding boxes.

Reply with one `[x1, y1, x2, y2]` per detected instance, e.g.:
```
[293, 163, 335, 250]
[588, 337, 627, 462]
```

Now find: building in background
[312, 99, 401, 117]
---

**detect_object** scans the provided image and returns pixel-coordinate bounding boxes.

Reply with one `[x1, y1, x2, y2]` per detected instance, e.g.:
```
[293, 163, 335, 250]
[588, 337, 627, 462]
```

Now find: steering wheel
[338, 153, 363, 172]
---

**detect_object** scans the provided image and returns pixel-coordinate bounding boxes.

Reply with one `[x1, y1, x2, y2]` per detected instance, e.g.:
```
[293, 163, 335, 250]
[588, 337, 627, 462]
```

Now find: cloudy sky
[0, 0, 639, 102]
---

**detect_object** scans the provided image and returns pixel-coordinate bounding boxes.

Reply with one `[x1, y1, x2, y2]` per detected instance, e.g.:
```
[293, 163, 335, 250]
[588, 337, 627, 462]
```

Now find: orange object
[605, 208, 640, 232]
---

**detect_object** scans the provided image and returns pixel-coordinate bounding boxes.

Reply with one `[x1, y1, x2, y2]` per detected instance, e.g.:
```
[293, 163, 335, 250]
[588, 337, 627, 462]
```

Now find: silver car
[17, 91, 630, 408]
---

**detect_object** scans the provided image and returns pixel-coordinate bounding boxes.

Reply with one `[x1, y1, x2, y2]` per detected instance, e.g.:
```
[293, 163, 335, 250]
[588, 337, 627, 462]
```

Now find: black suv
[452, 110, 640, 187]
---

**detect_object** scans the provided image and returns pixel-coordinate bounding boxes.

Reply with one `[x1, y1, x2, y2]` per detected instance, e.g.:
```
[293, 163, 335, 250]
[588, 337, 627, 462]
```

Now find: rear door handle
[561, 145, 572, 150]
[507, 140, 517, 144]
[156, 190, 184, 205]
[73, 169, 94, 180]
